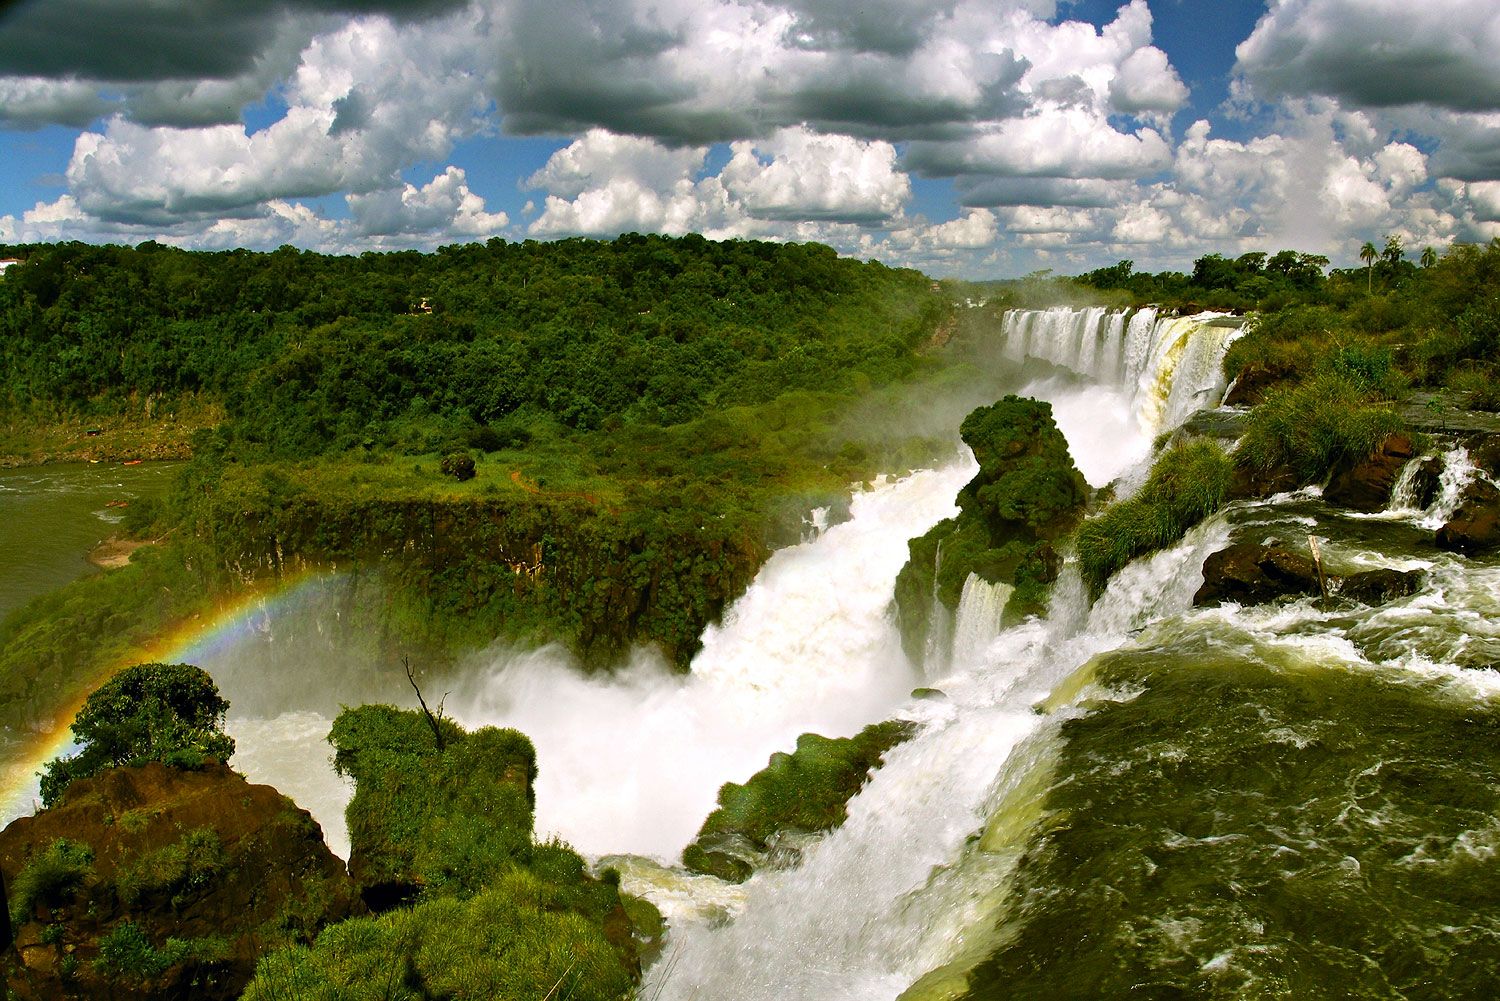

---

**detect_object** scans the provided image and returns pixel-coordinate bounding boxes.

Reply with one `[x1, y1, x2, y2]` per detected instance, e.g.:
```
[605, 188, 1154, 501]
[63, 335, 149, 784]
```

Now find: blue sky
[2, 0, 1498, 277]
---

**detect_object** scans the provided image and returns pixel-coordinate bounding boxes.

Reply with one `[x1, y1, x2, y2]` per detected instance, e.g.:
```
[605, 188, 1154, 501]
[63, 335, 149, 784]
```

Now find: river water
[0, 461, 180, 622]
[11, 308, 1495, 997]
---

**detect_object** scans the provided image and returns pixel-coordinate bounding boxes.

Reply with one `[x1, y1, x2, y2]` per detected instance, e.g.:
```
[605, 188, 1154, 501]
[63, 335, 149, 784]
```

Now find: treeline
[0, 235, 940, 458]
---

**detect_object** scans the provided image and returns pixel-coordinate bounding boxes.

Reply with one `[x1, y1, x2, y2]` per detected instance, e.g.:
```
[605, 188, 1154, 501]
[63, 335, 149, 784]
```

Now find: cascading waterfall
[948, 573, 1011, 670]
[993, 306, 1243, 439]
[648, 517, 1234, 1000]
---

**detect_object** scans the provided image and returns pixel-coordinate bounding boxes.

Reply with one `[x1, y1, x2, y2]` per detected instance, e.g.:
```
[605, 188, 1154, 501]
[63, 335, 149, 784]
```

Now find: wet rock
[1324, 433, 1416, 512]
[1336, 568, 1426, 605]
[1436, 479, 1500, 555]
[1223, 362, 1296, 407]
[910, 687, 947, 701]
[1467, 433, 1500, 481]
[1194, 542, 1324, 606]
[0, 762, 360, 1001]
[1410, 456, 1444, 511]
[1227, 462, 1303, 501]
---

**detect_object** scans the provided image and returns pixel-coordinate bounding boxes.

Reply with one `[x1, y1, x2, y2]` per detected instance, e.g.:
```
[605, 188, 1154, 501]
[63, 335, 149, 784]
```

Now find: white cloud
[347, 166, 507, 238]
[720, 127, 908, 221]
[1236, 0, 1500, 111]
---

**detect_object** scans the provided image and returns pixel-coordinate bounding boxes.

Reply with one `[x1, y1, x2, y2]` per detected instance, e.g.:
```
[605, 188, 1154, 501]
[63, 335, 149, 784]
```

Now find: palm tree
[1421, 245, 1438, 268]
[1360, 241, 1377, 292]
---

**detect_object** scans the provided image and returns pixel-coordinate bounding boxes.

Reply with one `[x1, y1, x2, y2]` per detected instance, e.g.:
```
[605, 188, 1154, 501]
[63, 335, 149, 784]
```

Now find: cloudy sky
[1, 0, 1498, 276]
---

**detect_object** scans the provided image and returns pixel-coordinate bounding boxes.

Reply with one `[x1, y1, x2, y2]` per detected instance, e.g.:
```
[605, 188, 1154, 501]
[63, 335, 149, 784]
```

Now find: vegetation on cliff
[1076, 440, 1233, 597]
[251, 704, 652, 999]
[894, 396, 1087, 660]
[683, 720, 915, 883]
[38, 663, 235, 807]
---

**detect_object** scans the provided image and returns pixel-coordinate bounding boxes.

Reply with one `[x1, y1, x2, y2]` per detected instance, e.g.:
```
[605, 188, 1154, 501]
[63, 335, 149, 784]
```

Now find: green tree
[1359, 240, 1378, 292]
[39, 663, 234, 807]
[1421, 245, 1438, 268]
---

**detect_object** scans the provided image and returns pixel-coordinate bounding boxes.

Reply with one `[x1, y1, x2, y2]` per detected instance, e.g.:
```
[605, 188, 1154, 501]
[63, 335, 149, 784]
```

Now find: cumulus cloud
[62, 8, 495, 224]
[346, 166, 507, 238]
[1235, 0, 1500, 111]
[720, 127, 908, 221]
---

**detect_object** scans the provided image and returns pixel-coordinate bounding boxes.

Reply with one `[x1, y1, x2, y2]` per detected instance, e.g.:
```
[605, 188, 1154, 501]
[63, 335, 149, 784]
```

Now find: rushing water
[9, 307, 1497, 998]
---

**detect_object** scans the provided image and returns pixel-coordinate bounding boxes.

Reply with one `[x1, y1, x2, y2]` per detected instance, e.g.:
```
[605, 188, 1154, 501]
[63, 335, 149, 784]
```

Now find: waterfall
[989, 306, 1243, 439]
[949, 573, 1011, 670]
[441, 458, 978, 859]
[647, 518, 1233, 1000]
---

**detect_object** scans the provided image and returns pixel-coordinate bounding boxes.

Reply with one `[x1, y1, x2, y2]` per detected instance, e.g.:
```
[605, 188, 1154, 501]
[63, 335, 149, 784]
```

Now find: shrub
[115, 828, 226, 909]
[329, 705, 535, 900]
[10, 838, 94, 924]
[1235, 371, 1405, 484]
[39, 663, 234, 807]
[438, 452, 475, 481]
[242, 871, 634, 1001]
[684, 720, 914, 880]
[93, 921, 228, 980]
[1077, 439, 1233, 597]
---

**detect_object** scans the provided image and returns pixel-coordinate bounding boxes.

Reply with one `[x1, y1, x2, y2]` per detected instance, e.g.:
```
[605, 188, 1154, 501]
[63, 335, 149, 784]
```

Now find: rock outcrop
[1195, 542, 1424, 607]
[683, 721, 915, 883]
[1436, 479, 1500, 555]
[0, 762, 359, 1001]
[1324, 433, 1416, 512]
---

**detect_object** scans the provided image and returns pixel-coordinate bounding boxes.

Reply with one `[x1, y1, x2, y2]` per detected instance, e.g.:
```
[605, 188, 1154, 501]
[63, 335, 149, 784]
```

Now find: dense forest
[0, 235, 938, 458]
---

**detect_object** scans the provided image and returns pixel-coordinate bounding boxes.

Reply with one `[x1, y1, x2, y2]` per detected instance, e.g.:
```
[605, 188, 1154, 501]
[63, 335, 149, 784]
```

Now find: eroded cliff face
[893, 396, 1088, 664]
[0, 762, 359, 1001]
[192, 489, 770, 671]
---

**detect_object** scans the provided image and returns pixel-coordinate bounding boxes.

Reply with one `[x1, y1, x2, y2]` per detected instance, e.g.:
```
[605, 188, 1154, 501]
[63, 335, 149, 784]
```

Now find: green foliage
[438, 452, 475, 481]
[684, 721, 914, 879]
[39, 662, 234, 806]
[115, 827, 226, 909]
[1078, 249, 1329, 310]
[329, 705, 536, 899]
[1235, 372, 1405, 484]
[93, 921, 228, 980]
[10, 838, 94, 924]
[242, 870, 634, 1001]
[895, 397, 1085, 659]
[1076, 440, 1233, 597]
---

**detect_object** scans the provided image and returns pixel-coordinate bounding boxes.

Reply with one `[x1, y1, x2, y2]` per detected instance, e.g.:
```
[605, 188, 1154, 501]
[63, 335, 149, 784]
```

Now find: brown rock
[1324, 433, 1416, 512]
[1194, 542, 1324, 606]
[1223, 362, 1296, 407]
[1436, 479, 1500, 555]
[0, 762, 360, 1001]
[1227, 462, 1303, 501]
[1336, 568, 1425, 604]
[1410, 456, 1443, 511]
[1467, 433, 1500, 481]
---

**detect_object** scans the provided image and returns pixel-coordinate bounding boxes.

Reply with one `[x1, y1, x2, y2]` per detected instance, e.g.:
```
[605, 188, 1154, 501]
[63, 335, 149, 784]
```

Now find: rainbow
[0, 570, 341, 824]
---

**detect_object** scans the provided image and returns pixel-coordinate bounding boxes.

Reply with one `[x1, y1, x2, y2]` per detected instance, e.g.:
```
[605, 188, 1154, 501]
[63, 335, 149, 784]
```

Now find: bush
[93, 921, 228, 980]
[684, 720, 914, 880]
[1235, 371, 1405, 484]
[329, 705, 535, 900]
[39, 663, 235, 807]
[115, 828, 226, 909]
[438, 451, 475, 481]
[242, 871, 634, 1001]
[10, 838, 94, 924]
[1077, 439, 1233, 597]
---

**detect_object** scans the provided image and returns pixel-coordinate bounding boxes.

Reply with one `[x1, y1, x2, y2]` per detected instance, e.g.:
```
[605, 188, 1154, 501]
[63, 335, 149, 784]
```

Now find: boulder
[1436, 479, 1500, 555]
[1324, 433, 1416, 512]
[1197, 543, 1427, 608]
[1223, 362, 1296, 407]
[1410, 456, 1443, 510]
[1467, 433, 1500, 481]
[1336, 568, 1426, 604]
[1194, 542, 1324, 606]
[0, 762, 360, 1001]
[1227, 462, 1302, 501]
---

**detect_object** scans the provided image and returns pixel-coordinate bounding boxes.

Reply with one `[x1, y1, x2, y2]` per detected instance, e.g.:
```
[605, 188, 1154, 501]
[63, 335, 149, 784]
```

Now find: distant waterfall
[991, 307, 1243, 437]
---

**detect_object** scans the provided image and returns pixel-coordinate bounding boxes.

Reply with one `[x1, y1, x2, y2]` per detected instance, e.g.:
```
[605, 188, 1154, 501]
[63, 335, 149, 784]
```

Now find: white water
[994, 306, 1242, 442]
[648, 518, 1233, 1000]
[436, 460, 976, 859]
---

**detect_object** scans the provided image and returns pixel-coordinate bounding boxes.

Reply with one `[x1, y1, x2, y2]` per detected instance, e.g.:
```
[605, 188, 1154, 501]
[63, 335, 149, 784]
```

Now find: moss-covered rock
[683, 721, 915, 883]
[894, 397, 1086, 662]
[0, 762, 360, 1001]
